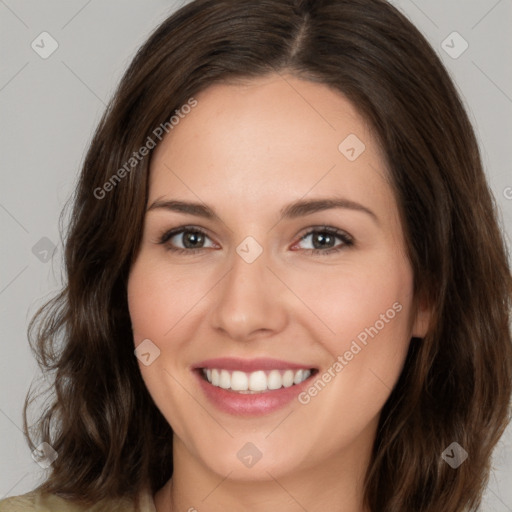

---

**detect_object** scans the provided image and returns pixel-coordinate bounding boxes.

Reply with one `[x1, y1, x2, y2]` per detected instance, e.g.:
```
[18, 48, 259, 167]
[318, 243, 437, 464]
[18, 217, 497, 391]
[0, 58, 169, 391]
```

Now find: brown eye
[158, 227, 216, 254]
[293, 227, 354, 256]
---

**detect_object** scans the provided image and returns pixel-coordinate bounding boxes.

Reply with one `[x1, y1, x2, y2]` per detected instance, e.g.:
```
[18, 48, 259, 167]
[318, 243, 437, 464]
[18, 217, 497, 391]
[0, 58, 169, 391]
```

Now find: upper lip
[192, 357, 316, 373]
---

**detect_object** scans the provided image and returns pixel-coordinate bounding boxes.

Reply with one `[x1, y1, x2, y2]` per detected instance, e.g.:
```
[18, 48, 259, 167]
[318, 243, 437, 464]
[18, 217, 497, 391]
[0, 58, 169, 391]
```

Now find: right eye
[158, 226, 218, 254]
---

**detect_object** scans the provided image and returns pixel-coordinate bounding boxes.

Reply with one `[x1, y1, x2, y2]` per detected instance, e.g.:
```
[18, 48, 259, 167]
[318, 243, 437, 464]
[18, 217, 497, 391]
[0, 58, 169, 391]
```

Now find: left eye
[159, 228, 215, 252]
[292, 227, 353, 254]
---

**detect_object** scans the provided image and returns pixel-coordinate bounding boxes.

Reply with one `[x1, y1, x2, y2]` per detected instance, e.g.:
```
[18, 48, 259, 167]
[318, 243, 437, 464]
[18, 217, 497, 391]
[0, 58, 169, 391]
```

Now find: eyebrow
[147, 197, 378, 224]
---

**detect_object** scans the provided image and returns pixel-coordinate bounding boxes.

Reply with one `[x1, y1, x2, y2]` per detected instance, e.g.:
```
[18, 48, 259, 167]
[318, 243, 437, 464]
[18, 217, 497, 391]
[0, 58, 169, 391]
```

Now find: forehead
[149, 73, 392, 217]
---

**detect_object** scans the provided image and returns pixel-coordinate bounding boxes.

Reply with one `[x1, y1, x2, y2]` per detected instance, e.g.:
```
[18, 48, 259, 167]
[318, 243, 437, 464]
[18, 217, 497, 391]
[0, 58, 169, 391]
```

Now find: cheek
[286, 250, 414, 351]
[127, 256, 205, 341]
[127, 260, 202, 445]
[292, 255, 414, 437]
[257, 261, 413, 469]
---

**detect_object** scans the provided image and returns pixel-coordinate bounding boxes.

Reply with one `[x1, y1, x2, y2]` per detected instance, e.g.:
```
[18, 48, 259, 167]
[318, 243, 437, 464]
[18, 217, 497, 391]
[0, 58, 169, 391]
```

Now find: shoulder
[0, 488, 156, 512]
[0, 490, 90, 511]
[0, 492, 39, 512]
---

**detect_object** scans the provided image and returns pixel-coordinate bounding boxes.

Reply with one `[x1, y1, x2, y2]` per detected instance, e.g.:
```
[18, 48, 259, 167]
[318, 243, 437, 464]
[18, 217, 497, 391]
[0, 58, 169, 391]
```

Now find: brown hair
[22, 0, 512, 510]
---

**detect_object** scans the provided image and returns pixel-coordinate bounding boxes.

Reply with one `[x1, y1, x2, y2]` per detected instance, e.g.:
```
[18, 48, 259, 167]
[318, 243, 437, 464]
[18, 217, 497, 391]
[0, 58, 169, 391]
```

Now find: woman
[1, 0, 511, 511]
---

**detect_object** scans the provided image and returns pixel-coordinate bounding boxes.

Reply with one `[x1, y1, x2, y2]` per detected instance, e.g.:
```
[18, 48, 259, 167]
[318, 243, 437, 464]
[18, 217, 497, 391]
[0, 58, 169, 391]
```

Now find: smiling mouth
[199, 368, 317, 393]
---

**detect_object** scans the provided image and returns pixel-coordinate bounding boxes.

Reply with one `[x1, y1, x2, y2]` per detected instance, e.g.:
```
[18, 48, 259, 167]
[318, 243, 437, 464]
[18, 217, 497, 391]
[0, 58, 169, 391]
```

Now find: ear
[411, 296, 432, 339]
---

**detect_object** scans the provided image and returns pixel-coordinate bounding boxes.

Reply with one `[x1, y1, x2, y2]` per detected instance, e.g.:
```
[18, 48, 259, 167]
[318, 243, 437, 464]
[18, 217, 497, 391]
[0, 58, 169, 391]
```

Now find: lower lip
[195, 371, 314, 416]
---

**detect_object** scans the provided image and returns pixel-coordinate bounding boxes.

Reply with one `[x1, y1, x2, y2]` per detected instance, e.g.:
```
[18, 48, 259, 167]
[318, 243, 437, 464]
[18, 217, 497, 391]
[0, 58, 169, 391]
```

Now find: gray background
[1, 0, 511, 509]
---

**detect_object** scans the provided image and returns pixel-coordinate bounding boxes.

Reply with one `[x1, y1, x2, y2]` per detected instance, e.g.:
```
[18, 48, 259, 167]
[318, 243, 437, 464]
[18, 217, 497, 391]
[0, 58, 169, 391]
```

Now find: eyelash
[156, 225, 354, 256]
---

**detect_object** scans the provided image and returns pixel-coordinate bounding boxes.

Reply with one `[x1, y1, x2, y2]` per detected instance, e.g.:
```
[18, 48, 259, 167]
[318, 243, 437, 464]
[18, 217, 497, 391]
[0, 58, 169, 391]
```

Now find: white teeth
[282, 370, 294, 388]
[267, 370, 283, 390]
[231, 371, 249, 391]
[248, 370, 267, 391]
[219, 370, 231, 389]
[202, 368, 312, 393]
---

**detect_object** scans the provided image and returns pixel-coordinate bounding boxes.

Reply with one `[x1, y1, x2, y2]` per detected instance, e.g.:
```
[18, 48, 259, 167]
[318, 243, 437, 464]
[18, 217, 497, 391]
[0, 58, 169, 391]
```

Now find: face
[127, 73, 429, 483]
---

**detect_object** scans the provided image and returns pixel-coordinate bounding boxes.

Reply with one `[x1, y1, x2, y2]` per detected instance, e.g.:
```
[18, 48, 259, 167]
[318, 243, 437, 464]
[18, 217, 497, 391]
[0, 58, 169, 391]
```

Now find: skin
[127, 73, 431, 512]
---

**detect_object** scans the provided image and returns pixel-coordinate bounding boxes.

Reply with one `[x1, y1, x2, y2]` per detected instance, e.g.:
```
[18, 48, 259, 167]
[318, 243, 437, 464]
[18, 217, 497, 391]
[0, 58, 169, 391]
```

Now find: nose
[209, 242, 288, 342]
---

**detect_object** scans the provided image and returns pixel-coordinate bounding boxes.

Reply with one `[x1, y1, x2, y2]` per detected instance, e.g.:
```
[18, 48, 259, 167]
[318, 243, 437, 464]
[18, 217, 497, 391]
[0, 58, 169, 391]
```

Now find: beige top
[0, 487, 157, 512]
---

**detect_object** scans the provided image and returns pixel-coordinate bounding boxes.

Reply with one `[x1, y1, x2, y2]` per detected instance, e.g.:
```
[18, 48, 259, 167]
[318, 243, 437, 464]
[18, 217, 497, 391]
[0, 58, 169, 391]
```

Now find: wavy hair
[22, 0, 512, 510]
